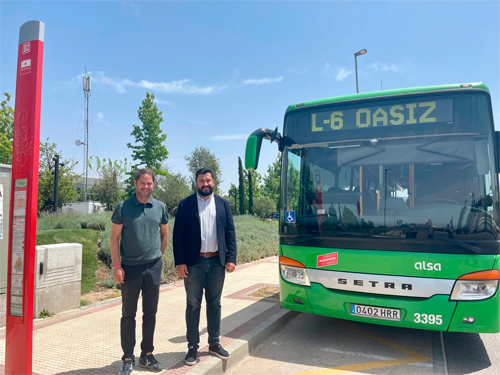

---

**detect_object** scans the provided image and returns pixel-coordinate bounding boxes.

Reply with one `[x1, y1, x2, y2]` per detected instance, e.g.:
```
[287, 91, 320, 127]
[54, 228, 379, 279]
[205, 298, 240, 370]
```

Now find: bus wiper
[439, 238, 481, 254]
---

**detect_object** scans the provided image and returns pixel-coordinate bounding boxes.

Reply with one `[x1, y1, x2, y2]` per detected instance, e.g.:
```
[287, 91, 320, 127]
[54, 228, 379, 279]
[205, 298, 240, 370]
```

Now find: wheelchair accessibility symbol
[285, 211, 295, 223]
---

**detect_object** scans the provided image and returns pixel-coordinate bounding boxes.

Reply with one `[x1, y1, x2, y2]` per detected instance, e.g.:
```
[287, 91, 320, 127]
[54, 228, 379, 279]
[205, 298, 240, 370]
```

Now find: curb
[184, 309, 299, 375]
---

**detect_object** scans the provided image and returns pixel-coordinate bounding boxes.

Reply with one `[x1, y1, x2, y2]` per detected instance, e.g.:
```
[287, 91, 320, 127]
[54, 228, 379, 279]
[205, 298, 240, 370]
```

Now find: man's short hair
[135, 168, 155, 183]
[195, 168, 214, 180]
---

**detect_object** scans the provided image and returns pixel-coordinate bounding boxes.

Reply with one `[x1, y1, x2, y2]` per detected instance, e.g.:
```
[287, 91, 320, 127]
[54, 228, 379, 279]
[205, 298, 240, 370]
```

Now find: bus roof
[285, 82, 490, 113]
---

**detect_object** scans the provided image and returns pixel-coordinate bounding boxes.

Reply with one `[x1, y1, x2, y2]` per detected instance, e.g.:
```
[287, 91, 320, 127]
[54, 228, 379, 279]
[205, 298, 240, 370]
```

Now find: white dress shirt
[197, 193, 218, 253]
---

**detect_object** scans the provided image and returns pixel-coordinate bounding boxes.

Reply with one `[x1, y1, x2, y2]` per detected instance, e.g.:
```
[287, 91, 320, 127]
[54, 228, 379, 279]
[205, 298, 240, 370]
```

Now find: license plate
[350, 304, 401, 321]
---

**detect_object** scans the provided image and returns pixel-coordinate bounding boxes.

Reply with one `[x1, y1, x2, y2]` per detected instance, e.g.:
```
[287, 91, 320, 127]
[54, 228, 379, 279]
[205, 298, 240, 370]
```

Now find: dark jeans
[121, 258, 162, 360]
[184, 256, 225, 347]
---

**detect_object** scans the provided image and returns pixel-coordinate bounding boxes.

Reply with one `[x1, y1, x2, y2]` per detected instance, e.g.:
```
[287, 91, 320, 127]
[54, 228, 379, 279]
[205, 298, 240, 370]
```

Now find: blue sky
[1, 1, 499, 194]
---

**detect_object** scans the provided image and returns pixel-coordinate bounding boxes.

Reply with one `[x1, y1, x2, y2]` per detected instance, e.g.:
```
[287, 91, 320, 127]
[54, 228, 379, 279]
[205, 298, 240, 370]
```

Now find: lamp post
[384, 168, 391, 227]
[354, 49, 367, 94]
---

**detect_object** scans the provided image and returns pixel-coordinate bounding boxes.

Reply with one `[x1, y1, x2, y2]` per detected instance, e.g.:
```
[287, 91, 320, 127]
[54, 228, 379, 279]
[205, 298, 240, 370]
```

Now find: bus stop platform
[0, 256, 295, 375]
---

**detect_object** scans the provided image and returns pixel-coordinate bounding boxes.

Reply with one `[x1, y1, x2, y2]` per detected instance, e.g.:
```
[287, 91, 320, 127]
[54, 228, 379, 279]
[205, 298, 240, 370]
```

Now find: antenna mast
[83, 67, 91, 201]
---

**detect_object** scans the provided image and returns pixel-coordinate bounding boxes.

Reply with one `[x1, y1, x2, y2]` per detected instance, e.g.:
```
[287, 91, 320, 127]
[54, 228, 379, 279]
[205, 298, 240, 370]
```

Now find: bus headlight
[280, 265, 310, 286]
[450, 280, 498, 300]
[450, 270, 499, 301]
[279, 256, 310, 286]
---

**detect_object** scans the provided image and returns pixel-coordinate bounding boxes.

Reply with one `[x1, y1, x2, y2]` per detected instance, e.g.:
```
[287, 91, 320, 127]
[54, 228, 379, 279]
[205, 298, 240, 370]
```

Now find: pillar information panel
[10, 178, 27, 316]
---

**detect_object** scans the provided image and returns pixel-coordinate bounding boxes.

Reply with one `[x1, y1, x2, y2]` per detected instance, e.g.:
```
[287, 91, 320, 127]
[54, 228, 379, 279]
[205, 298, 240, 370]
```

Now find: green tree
[244, 170, 262, 214]
[38, 139, 79, 212]
[253, 196, 276, 219]
[238, 157, 245, 215]
[262, 154, 281, 210]
[90, 167, 123, 211]
[184, 146, 222, 195]
[0, 92, 14, 164]
[154, 171, 192, 217]
[126, 92, 168, 194]
[228, 183, 238, 215]
[248, 170, 253, 214]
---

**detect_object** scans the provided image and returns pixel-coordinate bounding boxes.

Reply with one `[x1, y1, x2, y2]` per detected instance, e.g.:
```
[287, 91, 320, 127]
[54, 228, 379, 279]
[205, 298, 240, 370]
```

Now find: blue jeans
[184, 256, 225, 347]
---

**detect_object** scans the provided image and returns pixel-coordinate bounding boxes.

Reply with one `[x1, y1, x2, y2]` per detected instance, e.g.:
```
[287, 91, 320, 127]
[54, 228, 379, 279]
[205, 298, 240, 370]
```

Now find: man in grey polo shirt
[111, 168, 168, 375]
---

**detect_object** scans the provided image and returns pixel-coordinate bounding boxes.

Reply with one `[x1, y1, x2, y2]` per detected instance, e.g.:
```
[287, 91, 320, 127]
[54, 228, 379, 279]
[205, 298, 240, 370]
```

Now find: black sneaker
[119, 357, 135, 375]
[184, 345, 198, 366]
[209, 343, 230, 360]
[139, 352, 162, 372]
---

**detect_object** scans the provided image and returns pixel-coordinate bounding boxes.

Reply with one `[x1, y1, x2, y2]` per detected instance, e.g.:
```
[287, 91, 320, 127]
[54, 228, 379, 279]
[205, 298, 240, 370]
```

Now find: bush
[253, 196, 276, 218]
[38, 211, 82, 230]
[54, 222, 82, 230]
[38, 211, 111, 231]
[233, 215, 279, 264]
[80, 212, 110, 231]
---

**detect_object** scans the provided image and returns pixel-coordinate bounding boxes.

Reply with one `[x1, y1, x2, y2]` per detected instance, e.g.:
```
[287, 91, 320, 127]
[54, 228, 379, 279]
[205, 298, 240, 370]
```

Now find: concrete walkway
[0, 256, 295, 375]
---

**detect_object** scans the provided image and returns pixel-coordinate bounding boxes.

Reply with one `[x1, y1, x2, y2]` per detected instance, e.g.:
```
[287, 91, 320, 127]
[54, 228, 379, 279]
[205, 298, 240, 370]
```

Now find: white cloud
[153, 98, 174, 107]
[96, 112, 104, 120]
[321, 63, 353, 81]
[367, 62, 401, 73]
[211, 134, 248, 141]
[243, 76, 284, 85]
[285, 68, 309, 74]
[336, 68, 353, 81]
[138, 79, 224, 95]
[71, 71, 225, 95]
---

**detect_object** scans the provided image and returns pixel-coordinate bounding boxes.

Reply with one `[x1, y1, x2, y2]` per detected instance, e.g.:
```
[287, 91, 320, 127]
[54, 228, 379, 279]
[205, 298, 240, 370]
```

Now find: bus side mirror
[245, 127, 282, 171]
[496, 131, 500, 171]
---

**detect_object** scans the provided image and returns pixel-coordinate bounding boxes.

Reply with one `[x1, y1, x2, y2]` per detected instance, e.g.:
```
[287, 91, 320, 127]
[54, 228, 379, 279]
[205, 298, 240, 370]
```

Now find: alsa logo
[415, 261, 441, 271]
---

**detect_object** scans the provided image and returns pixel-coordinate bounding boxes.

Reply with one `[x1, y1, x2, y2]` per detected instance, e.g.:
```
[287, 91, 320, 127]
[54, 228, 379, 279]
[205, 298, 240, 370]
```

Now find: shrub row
[38, 212, 279, 288]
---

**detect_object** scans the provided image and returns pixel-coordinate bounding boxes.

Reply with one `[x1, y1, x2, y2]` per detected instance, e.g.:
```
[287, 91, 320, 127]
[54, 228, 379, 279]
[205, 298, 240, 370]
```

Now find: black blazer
[173, 194, 237, 267]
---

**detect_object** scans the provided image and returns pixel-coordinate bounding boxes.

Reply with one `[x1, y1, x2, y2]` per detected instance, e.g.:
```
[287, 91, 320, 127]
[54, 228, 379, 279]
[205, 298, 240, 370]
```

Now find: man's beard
[198, 186, 213, 197]
[137, 189, 152, 198]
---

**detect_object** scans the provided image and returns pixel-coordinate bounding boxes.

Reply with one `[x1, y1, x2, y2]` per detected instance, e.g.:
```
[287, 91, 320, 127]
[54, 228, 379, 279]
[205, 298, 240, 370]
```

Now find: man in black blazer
[173, 168, 237, 366]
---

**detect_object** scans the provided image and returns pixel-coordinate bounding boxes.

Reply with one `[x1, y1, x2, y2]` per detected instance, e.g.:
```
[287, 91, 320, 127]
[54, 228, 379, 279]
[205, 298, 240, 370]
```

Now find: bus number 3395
[414, 313, 443, 325]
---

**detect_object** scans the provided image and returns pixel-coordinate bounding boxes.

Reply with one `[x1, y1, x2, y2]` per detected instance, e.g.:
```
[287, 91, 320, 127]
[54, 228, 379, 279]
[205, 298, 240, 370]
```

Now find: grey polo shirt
[111, 194, 169, 265]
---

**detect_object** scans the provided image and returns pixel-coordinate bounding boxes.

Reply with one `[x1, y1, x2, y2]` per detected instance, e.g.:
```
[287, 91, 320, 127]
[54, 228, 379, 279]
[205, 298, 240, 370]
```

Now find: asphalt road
[226, 312, 500, 375]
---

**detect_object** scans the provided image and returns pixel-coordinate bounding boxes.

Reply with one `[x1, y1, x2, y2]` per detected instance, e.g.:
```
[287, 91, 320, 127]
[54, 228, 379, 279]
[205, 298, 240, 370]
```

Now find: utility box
[34, 243, 82, 317]
[0, 164, 12, 296]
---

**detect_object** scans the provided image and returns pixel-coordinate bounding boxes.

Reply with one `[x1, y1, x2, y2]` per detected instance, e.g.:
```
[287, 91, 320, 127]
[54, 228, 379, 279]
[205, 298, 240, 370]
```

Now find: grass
[38, 309, 54, 318]
[36, 229, 101, 294]
[37, 211, 280, 294]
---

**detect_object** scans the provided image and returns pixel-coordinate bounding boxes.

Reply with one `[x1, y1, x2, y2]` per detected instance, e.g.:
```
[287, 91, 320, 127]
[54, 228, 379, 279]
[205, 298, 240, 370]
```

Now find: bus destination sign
[311, 99, 453, 133]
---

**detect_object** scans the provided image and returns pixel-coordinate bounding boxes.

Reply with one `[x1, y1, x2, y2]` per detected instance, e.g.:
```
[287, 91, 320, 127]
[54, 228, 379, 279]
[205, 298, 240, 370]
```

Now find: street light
[354, 49, 367, 94]
[384, 168, 391, 227]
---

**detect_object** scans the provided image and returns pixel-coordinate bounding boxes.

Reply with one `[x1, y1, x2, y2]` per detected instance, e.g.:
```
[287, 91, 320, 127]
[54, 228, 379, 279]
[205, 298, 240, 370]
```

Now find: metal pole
[355, 55, 359, 94]
[84, 88, 89, 201]
[54, 154, 59, 212]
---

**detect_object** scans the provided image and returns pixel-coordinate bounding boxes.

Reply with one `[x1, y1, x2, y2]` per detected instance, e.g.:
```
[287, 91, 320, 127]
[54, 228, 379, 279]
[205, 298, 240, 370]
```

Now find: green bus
[245, 83, 500, 333]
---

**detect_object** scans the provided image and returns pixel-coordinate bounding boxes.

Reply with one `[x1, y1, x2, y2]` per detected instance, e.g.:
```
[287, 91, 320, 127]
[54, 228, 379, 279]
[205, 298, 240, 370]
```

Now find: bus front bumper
[280, 278, 499, 333]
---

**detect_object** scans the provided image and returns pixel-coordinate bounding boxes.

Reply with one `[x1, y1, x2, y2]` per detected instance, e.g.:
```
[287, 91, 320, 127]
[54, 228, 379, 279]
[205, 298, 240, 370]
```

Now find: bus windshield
[281, 91, 500, 243]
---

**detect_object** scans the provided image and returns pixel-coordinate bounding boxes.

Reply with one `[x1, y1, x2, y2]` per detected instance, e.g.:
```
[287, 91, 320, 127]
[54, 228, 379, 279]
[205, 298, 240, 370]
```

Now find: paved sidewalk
[0, 256, 295, 375]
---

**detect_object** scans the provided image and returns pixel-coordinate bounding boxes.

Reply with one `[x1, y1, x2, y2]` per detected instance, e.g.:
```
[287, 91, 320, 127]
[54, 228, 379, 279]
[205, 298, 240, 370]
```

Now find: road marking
[320, 348, 433, 368]
[291, 321, 431, 375]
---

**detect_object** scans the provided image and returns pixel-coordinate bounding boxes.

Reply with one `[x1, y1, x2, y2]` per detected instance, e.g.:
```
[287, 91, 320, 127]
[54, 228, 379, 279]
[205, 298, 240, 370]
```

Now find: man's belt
[200, 251, 219, 258]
